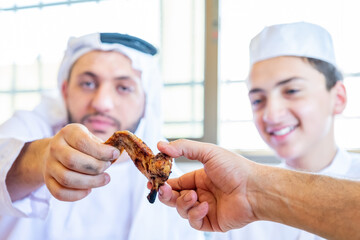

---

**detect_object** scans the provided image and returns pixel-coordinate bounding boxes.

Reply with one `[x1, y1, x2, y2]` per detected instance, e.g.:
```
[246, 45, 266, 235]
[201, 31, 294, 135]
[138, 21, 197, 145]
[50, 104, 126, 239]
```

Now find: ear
[331, 81, 347, 115]
[61, 80, 69, 101]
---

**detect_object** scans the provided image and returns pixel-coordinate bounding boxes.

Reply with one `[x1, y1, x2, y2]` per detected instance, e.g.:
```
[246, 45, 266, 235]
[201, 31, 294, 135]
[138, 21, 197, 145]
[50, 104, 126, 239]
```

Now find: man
[0, 32, 204, 240]
[156, 22, 360, 239]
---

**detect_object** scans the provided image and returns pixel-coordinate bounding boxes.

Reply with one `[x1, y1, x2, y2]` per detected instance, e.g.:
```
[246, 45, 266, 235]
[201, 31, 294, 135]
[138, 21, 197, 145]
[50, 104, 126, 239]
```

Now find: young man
[156, 22, 360, 240]
[0, 33, 204, 240]
[211, 21, 360, 240]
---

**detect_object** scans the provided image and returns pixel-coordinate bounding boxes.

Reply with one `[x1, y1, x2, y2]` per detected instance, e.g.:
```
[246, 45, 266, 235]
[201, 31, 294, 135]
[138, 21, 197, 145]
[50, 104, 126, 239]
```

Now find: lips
[266, 125, 298, 142]
[271, 126, 297, 136]
[83, 115, 118, 131]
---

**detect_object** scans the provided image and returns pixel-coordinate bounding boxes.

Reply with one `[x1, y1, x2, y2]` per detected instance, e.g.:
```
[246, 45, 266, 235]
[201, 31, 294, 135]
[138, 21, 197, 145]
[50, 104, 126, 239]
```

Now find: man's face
[62, 50, 145, 141]
[247, 56, 340, 162]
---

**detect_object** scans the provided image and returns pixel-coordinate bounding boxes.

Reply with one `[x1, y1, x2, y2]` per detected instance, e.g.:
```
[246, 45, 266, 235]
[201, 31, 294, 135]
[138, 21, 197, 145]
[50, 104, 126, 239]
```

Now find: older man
[0, 33, 204, 240]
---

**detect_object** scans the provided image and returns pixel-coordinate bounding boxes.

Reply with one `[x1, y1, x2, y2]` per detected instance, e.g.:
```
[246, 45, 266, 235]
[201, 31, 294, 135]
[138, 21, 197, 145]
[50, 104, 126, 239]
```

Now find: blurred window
[0, 0, 205, 139]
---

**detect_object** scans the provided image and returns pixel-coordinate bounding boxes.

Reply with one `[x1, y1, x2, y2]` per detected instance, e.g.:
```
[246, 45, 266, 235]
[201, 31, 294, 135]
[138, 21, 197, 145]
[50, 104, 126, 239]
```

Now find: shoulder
[0, 96, 64, 141]
[342, 150, 360, 178]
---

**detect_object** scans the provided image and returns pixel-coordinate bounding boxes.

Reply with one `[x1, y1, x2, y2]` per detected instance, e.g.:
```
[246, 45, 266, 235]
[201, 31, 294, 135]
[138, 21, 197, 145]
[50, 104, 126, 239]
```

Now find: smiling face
[248, 56, 346, 167]
[62, 50, 145, 141]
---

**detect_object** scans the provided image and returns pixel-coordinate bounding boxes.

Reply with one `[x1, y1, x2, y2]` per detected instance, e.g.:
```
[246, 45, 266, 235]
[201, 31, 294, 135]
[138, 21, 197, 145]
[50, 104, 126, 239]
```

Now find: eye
[80, 80, 96, 90]
[251, 99, 262, 106]
[117, 85, 134, 94]
[249, 96, 265, 110]
[285, 89, 299, 95]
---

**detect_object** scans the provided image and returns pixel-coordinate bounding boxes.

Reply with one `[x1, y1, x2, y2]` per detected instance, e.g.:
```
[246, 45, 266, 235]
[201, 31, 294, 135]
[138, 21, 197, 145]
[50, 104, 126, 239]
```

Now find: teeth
[273, 126, 294, 136]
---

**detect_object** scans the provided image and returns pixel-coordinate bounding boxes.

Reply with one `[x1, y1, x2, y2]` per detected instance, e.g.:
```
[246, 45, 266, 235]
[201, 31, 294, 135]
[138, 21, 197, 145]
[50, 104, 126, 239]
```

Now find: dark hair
[305, 58, 343, 90]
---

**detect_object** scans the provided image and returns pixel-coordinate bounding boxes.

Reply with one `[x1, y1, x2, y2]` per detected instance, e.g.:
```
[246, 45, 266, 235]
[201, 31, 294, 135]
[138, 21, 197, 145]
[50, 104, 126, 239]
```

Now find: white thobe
[0, 95, 204, 240]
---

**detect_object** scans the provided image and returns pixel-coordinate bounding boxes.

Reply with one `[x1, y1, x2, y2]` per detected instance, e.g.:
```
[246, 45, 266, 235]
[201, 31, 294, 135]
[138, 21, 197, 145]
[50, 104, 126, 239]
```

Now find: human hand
[156, 139, 258, 232]
[42, 123, 120, 201]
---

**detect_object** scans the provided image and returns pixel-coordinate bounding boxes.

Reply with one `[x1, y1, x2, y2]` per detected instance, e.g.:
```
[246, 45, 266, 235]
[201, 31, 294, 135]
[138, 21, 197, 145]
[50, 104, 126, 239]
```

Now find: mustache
[80, 113, 121, 130]
[67, 111, 142, 133]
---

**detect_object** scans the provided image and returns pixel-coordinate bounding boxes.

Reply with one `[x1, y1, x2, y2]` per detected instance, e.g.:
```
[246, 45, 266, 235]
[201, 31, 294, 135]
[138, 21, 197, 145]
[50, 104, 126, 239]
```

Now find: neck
[285, 132, 337, 172]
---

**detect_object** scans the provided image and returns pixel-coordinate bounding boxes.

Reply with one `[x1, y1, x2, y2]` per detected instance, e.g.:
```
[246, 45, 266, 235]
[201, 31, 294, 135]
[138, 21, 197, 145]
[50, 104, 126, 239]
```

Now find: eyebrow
[248, 77, 302, 95]
[79, 71, 97, 79]
[79, 72, 136, 81]
[114, 76, 134, 81]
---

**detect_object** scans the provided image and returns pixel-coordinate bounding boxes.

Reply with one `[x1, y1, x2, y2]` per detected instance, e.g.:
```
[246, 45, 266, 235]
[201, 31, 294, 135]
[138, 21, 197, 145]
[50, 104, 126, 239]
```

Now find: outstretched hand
[155, 139, 258, 232]
[42, 123, 120, 201]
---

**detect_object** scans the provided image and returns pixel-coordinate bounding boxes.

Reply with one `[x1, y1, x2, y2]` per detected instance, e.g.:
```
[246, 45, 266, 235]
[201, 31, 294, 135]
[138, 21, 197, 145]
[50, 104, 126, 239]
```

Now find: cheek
[65, 91, 90, 119]
[252, 111, 266, 132]
[293, 99, 329, 129]
[114, 95, 145, 118]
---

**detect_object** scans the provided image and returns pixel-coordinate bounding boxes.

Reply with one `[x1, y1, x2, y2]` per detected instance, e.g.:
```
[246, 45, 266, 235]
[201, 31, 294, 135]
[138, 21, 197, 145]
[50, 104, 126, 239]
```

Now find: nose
[91, 84, 115, 112]
[262, 96, 287, 124]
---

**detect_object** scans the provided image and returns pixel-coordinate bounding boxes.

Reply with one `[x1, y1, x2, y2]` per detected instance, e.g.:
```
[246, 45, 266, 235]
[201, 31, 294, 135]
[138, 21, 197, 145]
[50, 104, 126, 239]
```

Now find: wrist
[246, 163, 284, 222]
[6, 138, 50, 201]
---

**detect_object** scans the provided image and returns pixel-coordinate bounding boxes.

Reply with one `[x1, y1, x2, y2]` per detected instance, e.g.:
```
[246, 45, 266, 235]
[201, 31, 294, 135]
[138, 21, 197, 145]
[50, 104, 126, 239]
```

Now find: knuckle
[93, 166, 103, 175]
[97, 175, 107, 186]
[74, 137, 89, 152]
[49, 142, 59, 155]
[46, 179, 65, 201]
[58, 173, 72, 187]
[62, 153, 76, 169]
[58, 125, 71, 136]
[96, 164, 107, 175]
[174, 139, 186, 147]
[51, 189, 65, 201]
[189, 220, 201, 231]
[99, 162, 110, 173]
[83, 163, 102, 175]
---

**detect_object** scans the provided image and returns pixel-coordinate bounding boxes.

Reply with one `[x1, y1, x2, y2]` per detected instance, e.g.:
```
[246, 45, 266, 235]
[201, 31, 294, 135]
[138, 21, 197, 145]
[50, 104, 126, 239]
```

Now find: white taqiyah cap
[249, 22, 337, 69]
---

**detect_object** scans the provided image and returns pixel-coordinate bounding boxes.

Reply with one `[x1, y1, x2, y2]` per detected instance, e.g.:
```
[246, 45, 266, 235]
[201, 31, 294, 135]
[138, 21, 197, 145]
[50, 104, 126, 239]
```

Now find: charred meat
[105, 130, 173, 203]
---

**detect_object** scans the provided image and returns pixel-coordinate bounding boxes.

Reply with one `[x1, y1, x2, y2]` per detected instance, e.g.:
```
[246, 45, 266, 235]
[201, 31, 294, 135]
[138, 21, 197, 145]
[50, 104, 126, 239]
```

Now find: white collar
[318, 148, 352, 176]
[281, 148, 352, 176]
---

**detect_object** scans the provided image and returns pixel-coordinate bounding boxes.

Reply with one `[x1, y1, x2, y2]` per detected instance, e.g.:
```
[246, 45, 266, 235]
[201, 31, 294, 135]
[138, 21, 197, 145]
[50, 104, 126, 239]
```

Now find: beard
[67, 111, 142, 134]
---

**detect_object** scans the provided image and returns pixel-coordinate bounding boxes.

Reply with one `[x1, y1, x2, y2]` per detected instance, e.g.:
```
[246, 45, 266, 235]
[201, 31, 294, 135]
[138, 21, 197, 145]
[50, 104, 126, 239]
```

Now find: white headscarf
[249, 22, 338, 70]
[57, 33, 164, 151]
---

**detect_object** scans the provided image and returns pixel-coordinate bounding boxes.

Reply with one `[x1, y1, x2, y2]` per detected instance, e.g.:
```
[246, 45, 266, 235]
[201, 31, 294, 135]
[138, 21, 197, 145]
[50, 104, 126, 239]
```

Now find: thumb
[157, 139, 216, 165]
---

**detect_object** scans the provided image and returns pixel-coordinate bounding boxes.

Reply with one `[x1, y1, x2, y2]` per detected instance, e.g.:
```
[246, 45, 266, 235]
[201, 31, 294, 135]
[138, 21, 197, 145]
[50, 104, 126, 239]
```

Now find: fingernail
[104, 174, 111, 184]
[159, 188, 163, 196]
[112, 149, 120, 159]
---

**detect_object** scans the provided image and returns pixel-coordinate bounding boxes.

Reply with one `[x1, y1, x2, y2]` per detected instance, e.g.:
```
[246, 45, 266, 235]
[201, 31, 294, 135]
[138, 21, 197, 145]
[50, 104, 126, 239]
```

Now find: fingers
[52, 144, 111, 175]
[158, 184, 209, 231]
[45, 175, 92, 201]
[157, 139, 215, 165]
[47, 160, 111, 190]
[167, 169, 204, 191]
[188, 202, 209, 230]
[44, 124, 117, 201]
[60, 124, 120, 161]
[158, 183, 180, 207]
[173, 190, 210, 231]
[156, 183, 200, 215]
[156, 180, 211, 231]
[176, 190, 198, 218]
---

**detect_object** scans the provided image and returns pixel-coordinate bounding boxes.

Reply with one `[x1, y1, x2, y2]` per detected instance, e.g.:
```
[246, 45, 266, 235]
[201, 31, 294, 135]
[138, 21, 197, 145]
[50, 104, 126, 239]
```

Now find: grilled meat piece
[105, 130, 173, 203]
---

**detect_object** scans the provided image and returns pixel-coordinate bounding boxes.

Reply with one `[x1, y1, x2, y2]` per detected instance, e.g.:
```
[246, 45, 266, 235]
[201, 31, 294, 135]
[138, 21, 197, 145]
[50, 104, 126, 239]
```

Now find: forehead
[247, 56, 323, 89]
[73, 50, 132, 68]
[69, 50, 142, 85]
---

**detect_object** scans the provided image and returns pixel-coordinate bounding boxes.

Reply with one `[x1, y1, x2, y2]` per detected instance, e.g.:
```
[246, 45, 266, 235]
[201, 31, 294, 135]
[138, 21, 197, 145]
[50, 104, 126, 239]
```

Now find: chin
[275, 146, 301, 162]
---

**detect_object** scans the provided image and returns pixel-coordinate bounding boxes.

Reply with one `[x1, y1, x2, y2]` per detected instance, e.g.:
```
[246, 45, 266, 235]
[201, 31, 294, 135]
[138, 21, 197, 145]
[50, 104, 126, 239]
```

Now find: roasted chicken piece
[105, 130, 173, 203]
